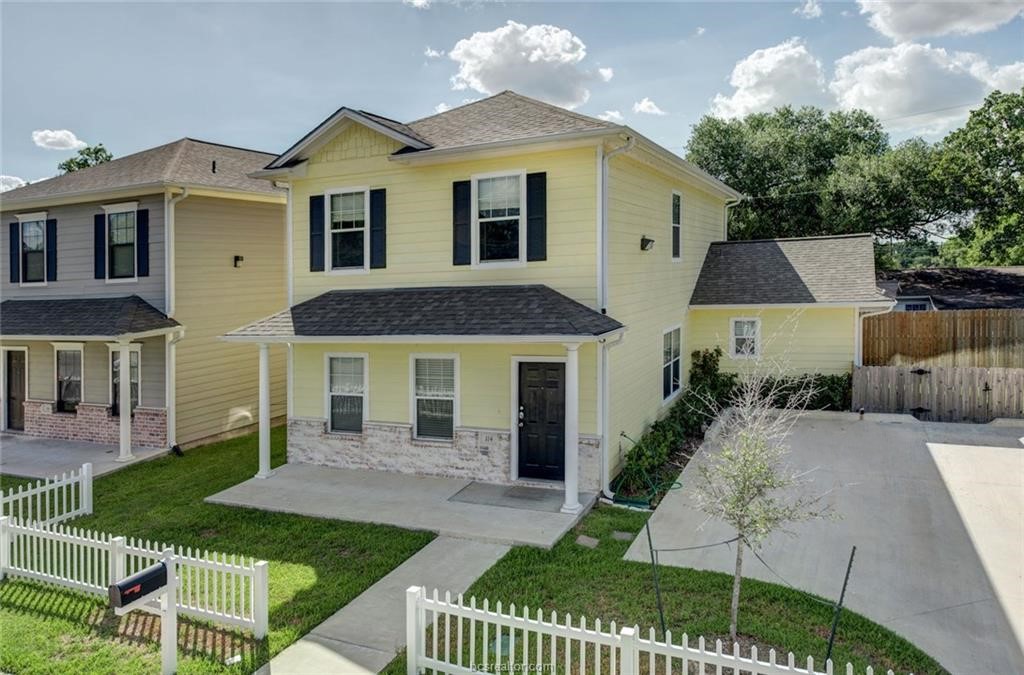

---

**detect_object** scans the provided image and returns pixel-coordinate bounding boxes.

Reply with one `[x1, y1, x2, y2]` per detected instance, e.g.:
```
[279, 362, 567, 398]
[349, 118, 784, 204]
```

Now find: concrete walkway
[0, 433, 166, 478]
[627, 415, 1023, 674]
[262, 536, 509, 674]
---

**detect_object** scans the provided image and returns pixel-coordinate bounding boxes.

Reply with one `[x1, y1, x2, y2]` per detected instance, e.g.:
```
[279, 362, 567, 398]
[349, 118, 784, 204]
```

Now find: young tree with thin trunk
[691, 364, 834, 641]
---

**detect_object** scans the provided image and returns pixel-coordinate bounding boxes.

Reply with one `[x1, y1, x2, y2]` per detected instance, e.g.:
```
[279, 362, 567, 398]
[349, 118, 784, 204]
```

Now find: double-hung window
[53, 343, 83, 413]
[474, 173, 524, 264]
[730, 318, 761, 358]
[327, 189, 369, 271]
[107, 209, 137, 279]
[671, 192, 682, 261]
[110, 346, 141, 416]
[662, 327, 681, 401]
[327, 354, 366, 433]
[412, 356, 457, 440]
[19, 217, 46, 284]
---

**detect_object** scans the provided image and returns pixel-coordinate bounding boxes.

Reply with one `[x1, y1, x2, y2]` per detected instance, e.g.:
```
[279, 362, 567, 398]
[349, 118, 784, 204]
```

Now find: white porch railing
[406, 587, 897, 675]
[0, 517, 269, 638]
[1, 463, 93, 526]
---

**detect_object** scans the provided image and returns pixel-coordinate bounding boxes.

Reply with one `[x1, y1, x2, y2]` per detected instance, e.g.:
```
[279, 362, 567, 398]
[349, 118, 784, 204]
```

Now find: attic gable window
[472, 172, 526, 265]
[327, 188, 370, 272]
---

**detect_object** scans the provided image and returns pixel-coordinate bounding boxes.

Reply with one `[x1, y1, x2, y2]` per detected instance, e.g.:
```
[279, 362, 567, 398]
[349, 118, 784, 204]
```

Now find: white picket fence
[406, 587, 898, 675]
[0, 517, 269, 638]
[1, 463, 93, 526]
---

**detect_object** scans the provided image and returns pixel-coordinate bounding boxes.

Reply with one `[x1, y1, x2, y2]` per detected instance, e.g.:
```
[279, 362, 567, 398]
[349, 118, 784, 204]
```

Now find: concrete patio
[0, 433, 167, 479]
[206, 462, 595, 548]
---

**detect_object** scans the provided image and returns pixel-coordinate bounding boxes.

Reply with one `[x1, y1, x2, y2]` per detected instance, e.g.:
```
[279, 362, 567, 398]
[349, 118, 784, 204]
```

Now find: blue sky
[2, 1, 1022, 188]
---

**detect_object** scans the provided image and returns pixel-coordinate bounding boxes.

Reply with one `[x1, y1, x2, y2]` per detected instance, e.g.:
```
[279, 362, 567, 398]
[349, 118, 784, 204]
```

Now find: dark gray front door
[517, 362, 565, 481]
[6, 351, 26, 431]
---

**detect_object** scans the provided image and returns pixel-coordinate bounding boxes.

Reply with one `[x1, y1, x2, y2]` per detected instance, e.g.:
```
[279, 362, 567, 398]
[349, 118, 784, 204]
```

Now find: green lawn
[383, 506, 943, 675]
[0, 428, 434, 674]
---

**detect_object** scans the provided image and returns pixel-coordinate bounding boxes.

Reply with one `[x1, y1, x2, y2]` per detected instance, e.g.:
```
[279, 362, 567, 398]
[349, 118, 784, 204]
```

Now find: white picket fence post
[253, 560, 270, 639]
[81, 463, 94, 514]
[109, 536, 126, 585]
[620, 625, 639, 675]
[0, 516, 9, 580]
[406, 586, 422, 675]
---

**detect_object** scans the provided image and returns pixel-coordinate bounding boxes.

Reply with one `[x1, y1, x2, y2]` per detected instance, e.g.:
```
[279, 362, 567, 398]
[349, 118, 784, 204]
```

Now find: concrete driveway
[625, 413, 1023, 675]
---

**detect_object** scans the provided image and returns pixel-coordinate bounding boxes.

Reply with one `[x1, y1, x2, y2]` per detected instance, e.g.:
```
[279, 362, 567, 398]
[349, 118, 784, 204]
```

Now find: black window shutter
[369, 188, 386, 269]
[8, 223, 19, 283]
[94, 214, 106, 279]
[526, 172, 547, 262]
[452, 180, 471, 265]
[136, 209, 150, 277]
[45, 218, 58, 281]
[309, 195, 325, 272]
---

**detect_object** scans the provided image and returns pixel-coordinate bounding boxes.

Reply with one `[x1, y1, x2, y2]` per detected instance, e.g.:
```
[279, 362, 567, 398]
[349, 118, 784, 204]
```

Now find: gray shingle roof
[227, 285, 623, 339]
[878, 266, 1024, 309]
[690, 234, 890, 306]
[2, 138, 280, 205]
[0, 296, 180, 337]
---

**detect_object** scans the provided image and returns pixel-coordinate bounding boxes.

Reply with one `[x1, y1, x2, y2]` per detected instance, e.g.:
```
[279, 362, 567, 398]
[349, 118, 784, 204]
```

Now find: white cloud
[403, 0, 431, 8]
[598, 67, 614, 82]
[695, 26, 707, 37]
[711, 38, 828, 118]
[434, 102, 451, 114]
[830, 42, 1024, 134]
[857, 0, 1024, 40]
[424, 46, 445, 59]
[795, 0, 823, 19]
[597, 110, 624, 122]
[0, 175, 26, 192]
[632, 97, 667, 115]
[448, 20, 611, 109]
[32, 129, 87, 151]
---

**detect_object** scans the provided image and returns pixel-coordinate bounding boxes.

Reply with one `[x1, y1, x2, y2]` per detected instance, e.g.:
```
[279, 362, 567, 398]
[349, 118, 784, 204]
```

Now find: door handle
[518, 405, 524, 427]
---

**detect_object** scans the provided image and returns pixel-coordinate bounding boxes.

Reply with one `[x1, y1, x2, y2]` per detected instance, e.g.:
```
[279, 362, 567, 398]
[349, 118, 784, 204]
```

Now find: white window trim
[671, 190, 682, 263]
[0, 346, 29, 431]
[323, 352, 369, 434]
[470, 169, 528, 269]
[106, 342, 143, 407]
[51, 342, 84, 412]
[16, 212, 48, 287]
[662, 324, 682, 403]
[324, 187, 371, 275]
[102, 202, 139, 285]
[409, 353, 461, 442]
[730, 317, 762, 359]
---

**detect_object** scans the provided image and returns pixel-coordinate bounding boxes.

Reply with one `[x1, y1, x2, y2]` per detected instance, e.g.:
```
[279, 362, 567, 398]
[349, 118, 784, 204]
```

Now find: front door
[517, 362, 565, 481]
[6, 351, 26, 431]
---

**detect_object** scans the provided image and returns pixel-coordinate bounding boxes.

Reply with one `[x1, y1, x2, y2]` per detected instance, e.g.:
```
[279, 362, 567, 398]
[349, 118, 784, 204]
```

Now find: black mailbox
[108, 561, 167, 608]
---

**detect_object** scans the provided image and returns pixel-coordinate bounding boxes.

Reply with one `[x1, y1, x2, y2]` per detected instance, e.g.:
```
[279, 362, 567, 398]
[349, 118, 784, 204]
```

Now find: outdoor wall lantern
[640, 235, 655, 251]
[233, 255, 245, 268]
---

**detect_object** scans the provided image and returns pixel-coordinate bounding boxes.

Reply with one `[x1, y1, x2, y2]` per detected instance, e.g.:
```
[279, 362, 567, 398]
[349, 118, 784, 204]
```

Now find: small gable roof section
[690, 234, 891, 306]
[225, 285, 624, 342]
[0, 296, 179, 339]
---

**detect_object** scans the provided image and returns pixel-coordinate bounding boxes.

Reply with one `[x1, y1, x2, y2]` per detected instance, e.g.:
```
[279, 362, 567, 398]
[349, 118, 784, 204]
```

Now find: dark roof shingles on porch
[0, 296, 179, 337]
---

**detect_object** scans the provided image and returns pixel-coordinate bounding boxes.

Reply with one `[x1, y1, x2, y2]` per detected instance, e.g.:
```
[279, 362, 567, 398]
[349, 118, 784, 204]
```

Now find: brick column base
[22, 399, 167, 449]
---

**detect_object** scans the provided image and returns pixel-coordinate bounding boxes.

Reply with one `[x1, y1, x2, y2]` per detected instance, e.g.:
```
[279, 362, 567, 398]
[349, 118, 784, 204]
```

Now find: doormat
[448, 482, 567, 513]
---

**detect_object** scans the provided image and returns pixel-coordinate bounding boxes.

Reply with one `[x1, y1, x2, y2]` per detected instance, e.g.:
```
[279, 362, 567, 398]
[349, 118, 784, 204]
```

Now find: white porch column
[561, 343, 582, 514]
[116, 344, 134, 462]
[256, 343, 272, 479]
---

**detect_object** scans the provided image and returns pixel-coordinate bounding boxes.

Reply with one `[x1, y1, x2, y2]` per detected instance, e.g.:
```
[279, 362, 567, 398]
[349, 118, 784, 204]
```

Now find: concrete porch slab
[206, 463, 592, 548]
[0, 433, 166, 479]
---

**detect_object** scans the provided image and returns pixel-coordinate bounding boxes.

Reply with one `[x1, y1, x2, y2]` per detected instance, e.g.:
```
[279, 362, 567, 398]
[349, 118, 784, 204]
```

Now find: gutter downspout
[722, 197, 743, 241]
[166, 187, 190, 318]
[165, 327, 186, 449]
[599, 331, 626, 499]
[599, 135, 635, 312]
[855, 304, 895, 367]
[165, 187, 189, 450]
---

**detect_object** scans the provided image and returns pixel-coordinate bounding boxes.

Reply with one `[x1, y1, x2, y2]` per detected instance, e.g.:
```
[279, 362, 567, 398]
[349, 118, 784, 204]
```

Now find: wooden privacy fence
[406, 586, 895, 675]
[0, 517, 269, 638]
[862, 309, 1024, 368]
[852, 366, 1024, 422]
[1, 463, 93, 526]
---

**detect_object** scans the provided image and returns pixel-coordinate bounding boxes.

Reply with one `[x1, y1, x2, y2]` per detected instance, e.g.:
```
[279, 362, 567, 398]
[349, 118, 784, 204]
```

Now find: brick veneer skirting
[23, 399, 167, 449]
[288, 417, 602, 491]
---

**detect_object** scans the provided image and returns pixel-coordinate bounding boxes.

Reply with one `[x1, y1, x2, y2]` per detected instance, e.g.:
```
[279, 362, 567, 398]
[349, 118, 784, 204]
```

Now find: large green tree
[58, 143, 112, 174]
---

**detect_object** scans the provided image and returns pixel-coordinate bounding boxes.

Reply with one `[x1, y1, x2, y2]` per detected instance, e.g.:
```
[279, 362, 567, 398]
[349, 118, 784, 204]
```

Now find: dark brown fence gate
[852, 365, 1024, 422]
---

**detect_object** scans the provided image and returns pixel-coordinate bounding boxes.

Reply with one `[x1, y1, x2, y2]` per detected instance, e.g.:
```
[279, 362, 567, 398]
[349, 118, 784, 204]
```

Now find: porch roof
[0, 295, 180, 340]
[224, 285, 624, 343]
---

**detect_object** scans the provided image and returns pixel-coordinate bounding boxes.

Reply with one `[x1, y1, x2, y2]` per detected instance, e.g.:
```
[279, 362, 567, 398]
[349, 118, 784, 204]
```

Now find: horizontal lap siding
[1, 194, 166, 311]
[173, 197, 286, 445]
[292, 342, 599, 435]
[686, 307, 857, 375]
[292, 125, 598, 307]
[605, 153, 727, 473]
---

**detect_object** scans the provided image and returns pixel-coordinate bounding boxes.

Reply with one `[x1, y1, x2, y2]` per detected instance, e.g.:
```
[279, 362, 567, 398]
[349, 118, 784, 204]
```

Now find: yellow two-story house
[227, 91, 890, 512]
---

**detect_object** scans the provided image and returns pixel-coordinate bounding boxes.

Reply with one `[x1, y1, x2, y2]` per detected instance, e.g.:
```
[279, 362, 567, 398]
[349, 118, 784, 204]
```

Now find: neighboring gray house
[1, 139, 287, 458]
[877, 266, 1024, 311]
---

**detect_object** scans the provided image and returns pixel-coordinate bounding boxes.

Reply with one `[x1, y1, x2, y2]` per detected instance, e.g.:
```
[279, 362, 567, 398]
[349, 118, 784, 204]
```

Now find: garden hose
[611, 432, 683, 509]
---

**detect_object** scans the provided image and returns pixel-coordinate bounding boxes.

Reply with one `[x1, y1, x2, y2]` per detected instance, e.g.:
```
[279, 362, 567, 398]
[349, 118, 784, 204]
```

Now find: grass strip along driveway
[0, 428, 434, 674]
[385, 506, 943, 674]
